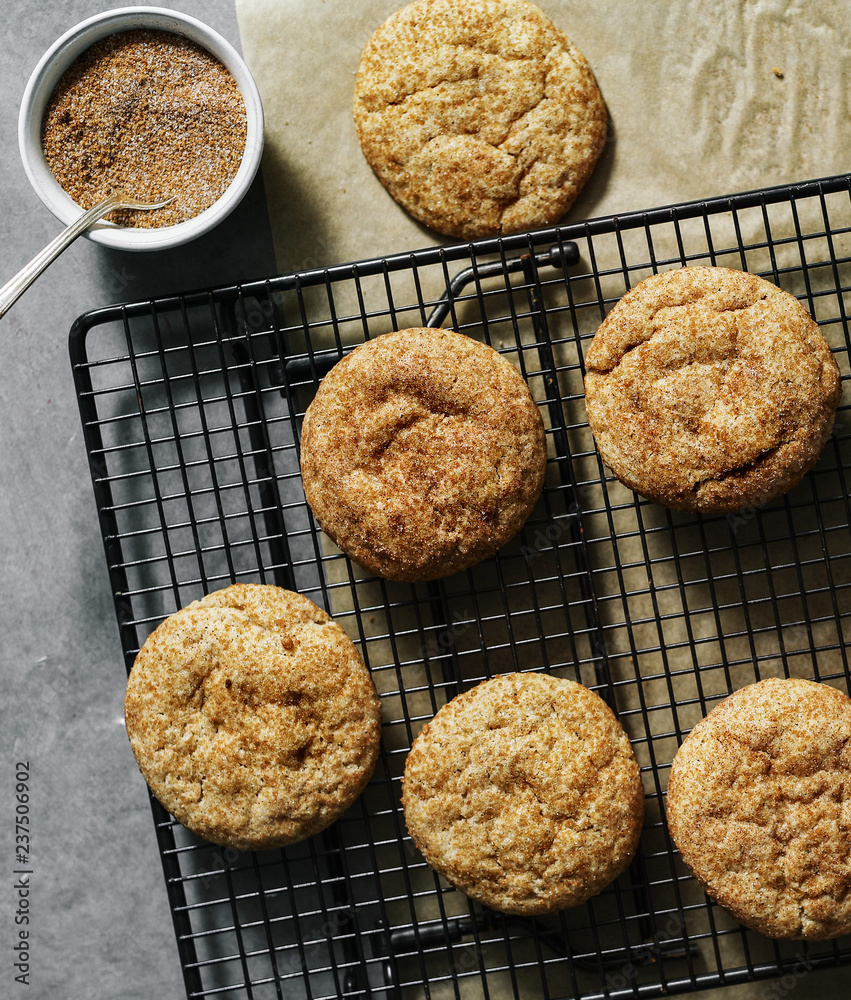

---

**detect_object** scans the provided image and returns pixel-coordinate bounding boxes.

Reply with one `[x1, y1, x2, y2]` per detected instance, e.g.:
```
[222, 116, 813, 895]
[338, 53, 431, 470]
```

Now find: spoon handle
[0, 193, 170, 320]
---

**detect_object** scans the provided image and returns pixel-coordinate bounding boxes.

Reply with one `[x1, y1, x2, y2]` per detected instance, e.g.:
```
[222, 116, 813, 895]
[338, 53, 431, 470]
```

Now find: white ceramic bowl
[18, 6, 264, 252]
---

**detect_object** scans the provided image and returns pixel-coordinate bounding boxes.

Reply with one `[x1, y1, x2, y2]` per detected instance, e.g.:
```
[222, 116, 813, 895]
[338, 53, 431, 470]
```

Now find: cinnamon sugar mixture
[42, 29, 247, 228]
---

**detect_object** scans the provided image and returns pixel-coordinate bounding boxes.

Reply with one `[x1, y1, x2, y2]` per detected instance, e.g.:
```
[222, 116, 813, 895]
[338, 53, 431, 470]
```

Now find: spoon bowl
[18, 6, 264, 252]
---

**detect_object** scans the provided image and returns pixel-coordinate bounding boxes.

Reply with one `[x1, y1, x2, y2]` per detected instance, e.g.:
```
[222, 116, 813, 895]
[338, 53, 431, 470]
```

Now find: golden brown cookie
[353, 0, 607, 240]
[300, 328, 547, 582]
[124, 584, 381, 851]
[402, 672, 645, 914]
[584, 267, 841, 514]
[666, 677, 851, 940]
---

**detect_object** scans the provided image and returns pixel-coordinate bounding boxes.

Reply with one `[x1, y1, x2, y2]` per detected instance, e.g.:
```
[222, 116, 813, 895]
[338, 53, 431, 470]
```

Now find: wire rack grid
[69, 173, 851, 1000]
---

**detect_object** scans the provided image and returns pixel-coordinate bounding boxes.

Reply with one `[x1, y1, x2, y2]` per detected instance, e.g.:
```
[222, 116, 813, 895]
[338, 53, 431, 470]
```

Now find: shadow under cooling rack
[70, 173, 851, 1000]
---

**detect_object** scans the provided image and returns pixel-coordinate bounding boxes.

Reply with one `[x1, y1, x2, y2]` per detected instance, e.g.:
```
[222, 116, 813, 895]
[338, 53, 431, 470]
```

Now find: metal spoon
[0, 192, 174, 320]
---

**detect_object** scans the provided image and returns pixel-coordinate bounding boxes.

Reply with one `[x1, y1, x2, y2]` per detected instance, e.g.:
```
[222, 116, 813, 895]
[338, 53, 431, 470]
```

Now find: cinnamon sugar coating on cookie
[124, 584, 381, 851]
[584, 267, 840, 513]
[300, 328, 546, 582]
[353, 0, 607, 239]
[667, 677, 851, 940]
[402, 673, 644, 914]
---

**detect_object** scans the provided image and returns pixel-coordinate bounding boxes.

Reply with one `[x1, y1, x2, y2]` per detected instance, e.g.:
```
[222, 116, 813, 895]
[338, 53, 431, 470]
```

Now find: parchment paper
[235, 0, 851, 273]
[234, 0, 851, 714]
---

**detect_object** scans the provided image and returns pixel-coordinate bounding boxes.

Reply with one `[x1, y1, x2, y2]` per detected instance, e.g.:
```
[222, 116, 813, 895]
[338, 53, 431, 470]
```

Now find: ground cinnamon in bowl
[41, 28, 247, 228]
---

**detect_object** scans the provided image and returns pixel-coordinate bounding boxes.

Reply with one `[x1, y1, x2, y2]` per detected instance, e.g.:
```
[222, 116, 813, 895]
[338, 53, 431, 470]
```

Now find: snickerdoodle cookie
[300, 328, 547, 582]
[584, 267, 840, 514]
[402, 672, 644, 914]
[667, 677, 851, 940]
[124, 584, 381, 851]
[353, 0, 607, 240]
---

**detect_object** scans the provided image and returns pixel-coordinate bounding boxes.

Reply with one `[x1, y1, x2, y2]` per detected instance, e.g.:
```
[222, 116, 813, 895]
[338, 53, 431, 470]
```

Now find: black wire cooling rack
[70, 173, 851, 1000]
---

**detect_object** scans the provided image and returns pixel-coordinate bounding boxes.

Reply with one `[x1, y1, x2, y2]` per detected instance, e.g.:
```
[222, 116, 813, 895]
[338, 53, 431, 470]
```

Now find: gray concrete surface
[0, 3, 276, 998]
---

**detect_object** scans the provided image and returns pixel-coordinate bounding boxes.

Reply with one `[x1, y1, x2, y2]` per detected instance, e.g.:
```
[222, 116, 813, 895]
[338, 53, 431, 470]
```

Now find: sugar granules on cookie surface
[300, 327, 547, 582]
[667, 677, 851, 940]
[353, 0, 607, 239]
[124, 584, 381, 851]
[584, 266, 840, 514]
[402, 672, 644, 915]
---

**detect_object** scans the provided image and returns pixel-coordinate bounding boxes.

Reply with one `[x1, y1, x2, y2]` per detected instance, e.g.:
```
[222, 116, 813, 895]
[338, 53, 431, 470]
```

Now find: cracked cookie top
[353, 0, 607, 239]
[666, 677, 851, 940]
[402, 672, 645, 914]
[584, 266, 841, 513]
[124, 584, 381, 851]
[299, 327, 547, 582]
